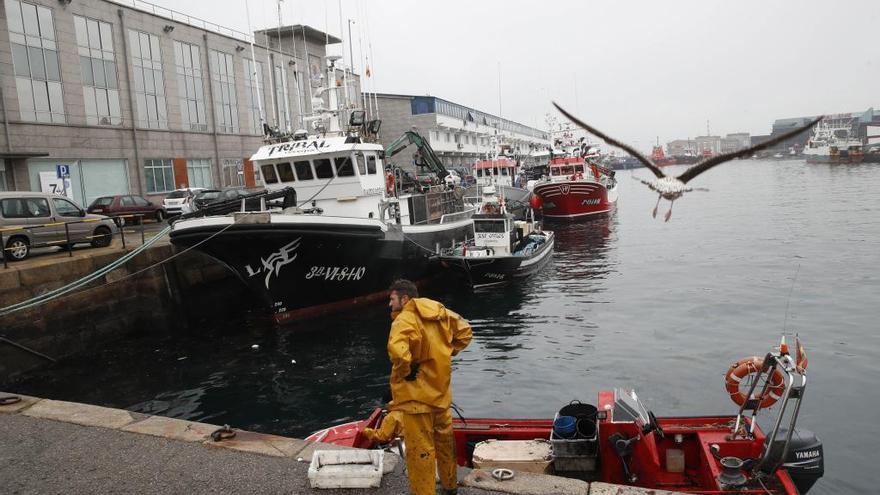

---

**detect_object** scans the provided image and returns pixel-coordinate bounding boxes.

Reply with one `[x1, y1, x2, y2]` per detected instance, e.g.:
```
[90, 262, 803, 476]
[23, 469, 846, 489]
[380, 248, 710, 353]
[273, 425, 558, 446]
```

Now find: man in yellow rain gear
[385, 279, 472, 495]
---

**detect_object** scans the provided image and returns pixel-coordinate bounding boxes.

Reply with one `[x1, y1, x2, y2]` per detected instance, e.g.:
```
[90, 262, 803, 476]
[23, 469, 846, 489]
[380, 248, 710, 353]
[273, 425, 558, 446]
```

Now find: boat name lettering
[581, 198, 600, 205]
[267, 140, 330, 156]
[305, 266, 367, 281]
[244, 237, 302, 289]
[484, 273, 505, 280]
[363, 187, 384, 196]
[476, 233, 505, 239]
[795, 450, 820, 460]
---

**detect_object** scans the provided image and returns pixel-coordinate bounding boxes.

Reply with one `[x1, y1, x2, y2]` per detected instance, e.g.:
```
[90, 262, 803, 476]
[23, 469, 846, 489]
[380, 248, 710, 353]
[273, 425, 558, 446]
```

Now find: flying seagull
[553, 103, 822, 221]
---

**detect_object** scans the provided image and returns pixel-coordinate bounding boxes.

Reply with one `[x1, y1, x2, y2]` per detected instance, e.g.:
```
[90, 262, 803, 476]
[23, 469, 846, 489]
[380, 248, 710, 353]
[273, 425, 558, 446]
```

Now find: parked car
[0, 192, 118, 261]
[162, 188, 205, 216]
[87, 194, 166, 225]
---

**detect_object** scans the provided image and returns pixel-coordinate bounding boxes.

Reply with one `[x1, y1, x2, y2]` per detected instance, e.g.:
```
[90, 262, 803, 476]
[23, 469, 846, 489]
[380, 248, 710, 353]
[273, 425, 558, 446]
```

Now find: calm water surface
[9, 160, 880, 493]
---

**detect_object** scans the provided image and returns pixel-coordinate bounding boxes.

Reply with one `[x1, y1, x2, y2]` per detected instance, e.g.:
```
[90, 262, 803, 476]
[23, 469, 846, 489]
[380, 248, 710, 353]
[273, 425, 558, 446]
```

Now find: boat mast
[244, 0, 268, 136]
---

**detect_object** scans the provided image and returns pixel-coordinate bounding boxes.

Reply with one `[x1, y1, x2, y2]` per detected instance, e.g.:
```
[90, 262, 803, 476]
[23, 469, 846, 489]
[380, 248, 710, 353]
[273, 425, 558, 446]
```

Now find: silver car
[0, 191, 119, 261]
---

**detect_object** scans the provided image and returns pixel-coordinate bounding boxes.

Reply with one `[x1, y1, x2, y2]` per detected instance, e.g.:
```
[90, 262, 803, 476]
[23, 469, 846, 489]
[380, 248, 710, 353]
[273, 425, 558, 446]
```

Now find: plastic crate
[307, 449, 384, 489]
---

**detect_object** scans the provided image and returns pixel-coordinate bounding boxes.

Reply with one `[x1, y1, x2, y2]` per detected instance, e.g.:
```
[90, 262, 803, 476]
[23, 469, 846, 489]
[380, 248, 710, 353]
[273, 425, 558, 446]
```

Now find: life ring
[385, 171, 396, 194]
[724, 356, 786, 408]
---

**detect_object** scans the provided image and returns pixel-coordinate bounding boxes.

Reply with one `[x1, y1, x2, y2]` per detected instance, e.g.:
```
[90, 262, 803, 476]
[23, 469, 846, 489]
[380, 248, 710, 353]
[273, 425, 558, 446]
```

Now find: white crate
[307, 449, 384, 489]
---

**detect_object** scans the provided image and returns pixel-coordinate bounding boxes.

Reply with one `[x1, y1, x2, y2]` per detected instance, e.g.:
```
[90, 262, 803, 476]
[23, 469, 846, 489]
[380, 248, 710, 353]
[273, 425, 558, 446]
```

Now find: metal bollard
[64, 223, 72, 257]
[140, 215, 145, 244]
[119, 218, 126, 249]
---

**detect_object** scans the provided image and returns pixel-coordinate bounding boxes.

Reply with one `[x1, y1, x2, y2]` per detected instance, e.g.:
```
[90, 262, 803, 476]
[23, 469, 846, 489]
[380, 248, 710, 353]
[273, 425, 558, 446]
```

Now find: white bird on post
[553, 103, 822, 221]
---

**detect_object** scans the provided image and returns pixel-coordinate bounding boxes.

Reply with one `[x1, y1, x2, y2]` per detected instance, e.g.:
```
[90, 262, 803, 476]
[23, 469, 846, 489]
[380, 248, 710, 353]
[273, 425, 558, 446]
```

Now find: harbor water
[6, 159, 879, 494]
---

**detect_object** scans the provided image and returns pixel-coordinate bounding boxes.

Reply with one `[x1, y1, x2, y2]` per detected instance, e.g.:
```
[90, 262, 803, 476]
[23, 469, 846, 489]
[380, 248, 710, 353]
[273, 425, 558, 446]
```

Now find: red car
[87, 194, 166, 225]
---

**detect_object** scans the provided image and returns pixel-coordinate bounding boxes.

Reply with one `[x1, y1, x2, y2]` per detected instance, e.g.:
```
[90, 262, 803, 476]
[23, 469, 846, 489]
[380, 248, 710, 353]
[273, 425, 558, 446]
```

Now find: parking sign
[56, 164, 70, 178]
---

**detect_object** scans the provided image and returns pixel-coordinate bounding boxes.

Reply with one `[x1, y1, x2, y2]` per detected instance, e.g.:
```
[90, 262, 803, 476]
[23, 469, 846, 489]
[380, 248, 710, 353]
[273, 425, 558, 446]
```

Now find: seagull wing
[553, 102, 665, 180]
[677, 116, 823, 184]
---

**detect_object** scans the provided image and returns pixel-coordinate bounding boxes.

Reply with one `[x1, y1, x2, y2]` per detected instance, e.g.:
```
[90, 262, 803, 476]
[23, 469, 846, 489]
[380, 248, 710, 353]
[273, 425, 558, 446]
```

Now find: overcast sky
[144, 0, 879, 151]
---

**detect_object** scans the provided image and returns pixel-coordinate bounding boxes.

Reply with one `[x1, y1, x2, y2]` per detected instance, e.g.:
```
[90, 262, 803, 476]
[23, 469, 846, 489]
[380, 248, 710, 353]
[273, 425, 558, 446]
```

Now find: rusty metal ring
[491, 468, 514, 481]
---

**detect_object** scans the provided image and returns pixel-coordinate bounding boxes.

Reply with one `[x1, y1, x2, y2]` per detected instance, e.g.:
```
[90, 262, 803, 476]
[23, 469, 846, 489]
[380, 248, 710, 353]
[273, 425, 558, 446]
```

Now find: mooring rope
[0, 225, 172, 317]
[0, 219, 239, 318]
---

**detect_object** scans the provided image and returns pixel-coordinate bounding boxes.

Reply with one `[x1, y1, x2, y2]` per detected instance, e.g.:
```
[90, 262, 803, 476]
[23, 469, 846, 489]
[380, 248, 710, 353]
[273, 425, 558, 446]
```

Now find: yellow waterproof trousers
[401, 408, 457, 495]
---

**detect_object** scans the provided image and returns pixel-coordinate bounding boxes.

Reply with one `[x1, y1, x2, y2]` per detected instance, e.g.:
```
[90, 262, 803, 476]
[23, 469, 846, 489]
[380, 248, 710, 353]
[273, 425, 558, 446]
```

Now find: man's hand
[404, 363, 420, 381]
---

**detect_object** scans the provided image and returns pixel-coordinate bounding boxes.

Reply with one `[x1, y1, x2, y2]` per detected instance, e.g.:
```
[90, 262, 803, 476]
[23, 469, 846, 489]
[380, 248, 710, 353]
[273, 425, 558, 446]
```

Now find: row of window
[5, 0, 304, 134]
[435, 131, 494, 146]
[260, 154, 379, 185]
[432, 98, 548, 140]
[143, 158, 216, 193]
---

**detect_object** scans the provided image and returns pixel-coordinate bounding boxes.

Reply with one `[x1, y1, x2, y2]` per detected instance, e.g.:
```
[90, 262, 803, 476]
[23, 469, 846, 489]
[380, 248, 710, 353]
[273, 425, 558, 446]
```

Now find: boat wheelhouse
[473, 158, 518, 188]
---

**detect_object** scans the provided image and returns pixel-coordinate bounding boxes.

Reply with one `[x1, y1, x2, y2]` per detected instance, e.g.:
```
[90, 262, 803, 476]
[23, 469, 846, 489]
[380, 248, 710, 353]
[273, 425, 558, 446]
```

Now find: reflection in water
[5, 160, 880, 494]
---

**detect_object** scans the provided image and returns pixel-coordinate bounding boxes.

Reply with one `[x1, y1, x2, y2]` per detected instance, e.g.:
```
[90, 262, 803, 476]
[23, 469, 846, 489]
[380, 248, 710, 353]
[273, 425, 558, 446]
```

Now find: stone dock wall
[0, 244, 246, 379]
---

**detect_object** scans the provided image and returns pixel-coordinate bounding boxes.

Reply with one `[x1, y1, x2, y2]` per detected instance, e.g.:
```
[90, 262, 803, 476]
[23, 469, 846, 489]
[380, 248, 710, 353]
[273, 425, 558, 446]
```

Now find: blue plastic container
[553, 415, 577, 438]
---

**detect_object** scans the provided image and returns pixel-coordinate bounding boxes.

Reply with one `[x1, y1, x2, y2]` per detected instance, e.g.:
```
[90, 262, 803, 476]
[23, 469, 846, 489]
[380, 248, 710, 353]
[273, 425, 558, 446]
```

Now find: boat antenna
[275, 0, 293, 133]
[285, 0, 304, 129]
[783, 264, 801, 334]
[244, 0, 267, 137]
[338, 0, 350, 124]
[367, 11, 379, 118]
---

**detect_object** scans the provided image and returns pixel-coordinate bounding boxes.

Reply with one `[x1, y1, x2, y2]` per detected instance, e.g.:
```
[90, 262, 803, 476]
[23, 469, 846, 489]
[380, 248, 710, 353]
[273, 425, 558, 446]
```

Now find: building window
[209, 50, 238, 134]
[129, 30, 167, 129]
[445, 133, 450, 142]
[144, 159, 174, 193]
[74, 16, 121, 126]
[174, 41, 207, 132]
[186, 159, 213, 188]
[220, 159, 243, 187]
[243, 58, 264, 135]
[6, 0, 64, 123]
[0, 160, 7, 191]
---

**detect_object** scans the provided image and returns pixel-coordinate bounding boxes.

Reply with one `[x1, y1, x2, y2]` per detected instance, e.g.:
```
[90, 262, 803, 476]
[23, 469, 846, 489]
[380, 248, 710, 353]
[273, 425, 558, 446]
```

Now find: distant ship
[803, 116, 864, 164]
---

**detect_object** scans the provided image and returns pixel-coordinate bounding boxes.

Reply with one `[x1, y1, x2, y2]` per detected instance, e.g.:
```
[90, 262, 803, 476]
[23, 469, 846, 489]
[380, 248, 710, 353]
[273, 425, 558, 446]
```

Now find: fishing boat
[169, 57, 474, 323]
[803, 115, 864, 164]
[531, 146, 618, 219]
[439, 185, 553, 288]
[306, 337, 823, 494]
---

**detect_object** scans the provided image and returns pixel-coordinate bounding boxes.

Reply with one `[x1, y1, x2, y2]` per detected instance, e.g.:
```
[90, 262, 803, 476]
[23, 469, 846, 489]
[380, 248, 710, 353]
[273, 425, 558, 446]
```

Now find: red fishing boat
[306, 337, 822, 494]
[531, 155, 618, 219]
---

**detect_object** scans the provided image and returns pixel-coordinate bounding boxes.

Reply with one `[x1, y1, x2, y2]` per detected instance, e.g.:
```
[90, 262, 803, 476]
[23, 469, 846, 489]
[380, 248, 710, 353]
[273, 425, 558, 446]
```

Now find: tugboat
[307, 337, 823, 494]
[439, 185, 553, 288]
[169, 56, 474, 323]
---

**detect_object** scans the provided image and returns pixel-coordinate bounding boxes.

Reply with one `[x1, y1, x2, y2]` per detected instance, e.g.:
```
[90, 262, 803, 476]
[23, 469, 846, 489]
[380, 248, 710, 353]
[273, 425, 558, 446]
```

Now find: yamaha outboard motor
[762, 428, 824, 493]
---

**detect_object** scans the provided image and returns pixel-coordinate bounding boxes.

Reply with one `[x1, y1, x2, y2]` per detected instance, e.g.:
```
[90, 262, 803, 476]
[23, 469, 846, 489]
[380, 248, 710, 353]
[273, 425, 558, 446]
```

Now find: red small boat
[306, 338, 822, 494]
[531, 157, 618, 219]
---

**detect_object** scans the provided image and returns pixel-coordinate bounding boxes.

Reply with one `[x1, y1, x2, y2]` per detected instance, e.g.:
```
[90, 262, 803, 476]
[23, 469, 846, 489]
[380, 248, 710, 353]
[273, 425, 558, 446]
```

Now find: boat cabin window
[366, 155, 377, 174]
[261, 164, 278, 184]
[574, 164, 584, 173]
[356, 154, 366, 175]
[294, 160, 313, 180]
[277, 162, 295, 182]
[476, 169, 483, 177]
[335, 156, 355, 177]
[561, 165, 574, 175]
[493, 167, 499, 176]
[314, 158, 333, 179]
[474, 219, 507, 233]
[501, 167, 509, 176]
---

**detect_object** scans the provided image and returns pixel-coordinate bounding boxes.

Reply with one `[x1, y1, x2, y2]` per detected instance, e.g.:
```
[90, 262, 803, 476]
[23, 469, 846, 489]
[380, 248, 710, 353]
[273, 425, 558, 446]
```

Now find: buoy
[529, 194, 543, 209]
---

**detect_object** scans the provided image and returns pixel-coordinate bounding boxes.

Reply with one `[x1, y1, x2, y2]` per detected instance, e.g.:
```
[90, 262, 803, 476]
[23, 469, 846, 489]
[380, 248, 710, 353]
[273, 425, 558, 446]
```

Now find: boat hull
[169, 214, 473, 322]
[534, 180, 618, 219]
[439, 232, 554, 287]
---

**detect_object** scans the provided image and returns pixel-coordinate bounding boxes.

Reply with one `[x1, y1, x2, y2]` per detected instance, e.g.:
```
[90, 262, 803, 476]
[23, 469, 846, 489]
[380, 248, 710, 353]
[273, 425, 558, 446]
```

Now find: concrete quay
[0, 393, 679, 495]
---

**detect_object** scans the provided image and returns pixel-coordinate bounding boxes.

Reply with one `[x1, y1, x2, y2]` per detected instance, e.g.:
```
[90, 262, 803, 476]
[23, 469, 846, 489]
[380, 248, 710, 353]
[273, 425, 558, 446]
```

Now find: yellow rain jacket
[388, 298, 472, 414]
